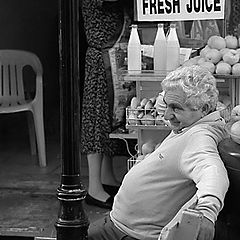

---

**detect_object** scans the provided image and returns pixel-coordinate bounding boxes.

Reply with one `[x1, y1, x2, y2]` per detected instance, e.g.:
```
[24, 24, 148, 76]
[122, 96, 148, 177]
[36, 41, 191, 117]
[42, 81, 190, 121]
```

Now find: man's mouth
[169, 120, 180, 127]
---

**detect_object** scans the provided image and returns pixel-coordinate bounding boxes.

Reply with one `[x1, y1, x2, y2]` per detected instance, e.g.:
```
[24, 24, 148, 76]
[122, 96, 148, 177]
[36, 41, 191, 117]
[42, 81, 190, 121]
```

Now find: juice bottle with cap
[127, 24, 141, 74]
[166, 23, 180, 72]
[154, 23, 167, 73]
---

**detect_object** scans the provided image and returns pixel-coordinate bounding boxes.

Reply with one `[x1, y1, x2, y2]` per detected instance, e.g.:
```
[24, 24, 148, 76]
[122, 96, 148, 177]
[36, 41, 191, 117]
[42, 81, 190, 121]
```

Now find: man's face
[163, 89, 203, 132]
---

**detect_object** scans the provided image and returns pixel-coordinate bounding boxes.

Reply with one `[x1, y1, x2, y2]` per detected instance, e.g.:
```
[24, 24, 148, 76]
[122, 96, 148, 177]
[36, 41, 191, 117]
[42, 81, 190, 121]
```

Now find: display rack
[118, 69, 240, 170]
[119, 70, 171, 159]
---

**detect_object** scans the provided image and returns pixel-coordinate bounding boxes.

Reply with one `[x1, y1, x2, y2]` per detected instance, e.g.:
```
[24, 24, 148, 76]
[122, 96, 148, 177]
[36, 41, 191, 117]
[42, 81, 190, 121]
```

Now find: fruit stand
[113, 0, 240, 171]
[119, 68, 238, 169]
[113, 0, 240, 238]
[121, 70, 170, 169]
[182, 34, 240, 108]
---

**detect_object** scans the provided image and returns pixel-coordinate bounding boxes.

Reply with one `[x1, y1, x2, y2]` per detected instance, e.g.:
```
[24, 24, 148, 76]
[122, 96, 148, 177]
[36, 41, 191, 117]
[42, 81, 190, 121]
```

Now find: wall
[0, 0, 59, 137]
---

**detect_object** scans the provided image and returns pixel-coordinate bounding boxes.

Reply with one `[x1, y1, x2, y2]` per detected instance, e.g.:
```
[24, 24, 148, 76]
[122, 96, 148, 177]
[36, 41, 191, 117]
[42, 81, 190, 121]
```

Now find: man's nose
[164, 108, 174, 120]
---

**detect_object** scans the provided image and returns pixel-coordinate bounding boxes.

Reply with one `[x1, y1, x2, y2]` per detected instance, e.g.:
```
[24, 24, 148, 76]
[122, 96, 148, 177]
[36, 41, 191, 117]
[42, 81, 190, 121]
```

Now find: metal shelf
[126, 124, 170, 131]
[214, 74, 240, 79]
[118, 70, 240, 83]
[118, 69, 168, 82]
[109, 132, 137, 139]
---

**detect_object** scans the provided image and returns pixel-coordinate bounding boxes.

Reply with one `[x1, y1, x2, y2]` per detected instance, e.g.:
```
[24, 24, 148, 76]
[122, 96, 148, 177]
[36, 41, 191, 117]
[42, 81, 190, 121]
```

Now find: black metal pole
[56, 0, 89, 239]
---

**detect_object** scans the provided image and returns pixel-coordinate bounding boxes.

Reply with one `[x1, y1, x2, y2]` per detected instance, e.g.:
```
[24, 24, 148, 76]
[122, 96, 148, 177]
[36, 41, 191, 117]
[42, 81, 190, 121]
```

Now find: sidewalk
[0, 114, 129, 239]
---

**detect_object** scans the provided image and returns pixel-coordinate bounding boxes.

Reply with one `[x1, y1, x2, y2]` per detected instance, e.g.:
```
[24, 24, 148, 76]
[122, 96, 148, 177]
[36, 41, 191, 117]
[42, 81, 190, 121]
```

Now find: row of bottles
[127, 23, 180, 73]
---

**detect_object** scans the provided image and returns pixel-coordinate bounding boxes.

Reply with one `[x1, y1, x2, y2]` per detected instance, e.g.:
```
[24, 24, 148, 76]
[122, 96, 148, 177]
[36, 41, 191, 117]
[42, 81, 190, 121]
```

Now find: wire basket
[126, 107, 167, 127]
[127, 154, 142, 171]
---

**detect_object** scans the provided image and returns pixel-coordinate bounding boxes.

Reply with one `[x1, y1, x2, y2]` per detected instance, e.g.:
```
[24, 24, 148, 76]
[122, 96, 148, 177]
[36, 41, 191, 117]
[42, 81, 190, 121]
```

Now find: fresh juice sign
[136, 0, 225, 21]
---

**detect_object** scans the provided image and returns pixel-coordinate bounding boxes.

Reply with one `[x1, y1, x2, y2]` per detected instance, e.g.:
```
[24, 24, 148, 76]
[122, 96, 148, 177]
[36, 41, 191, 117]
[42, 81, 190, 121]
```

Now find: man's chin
[169, 123, 182, 132]
[169, 122, 180, 129]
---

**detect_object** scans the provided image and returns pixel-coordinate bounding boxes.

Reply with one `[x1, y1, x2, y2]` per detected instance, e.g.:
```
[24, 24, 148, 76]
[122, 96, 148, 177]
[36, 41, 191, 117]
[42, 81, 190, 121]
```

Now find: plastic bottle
[153, 23, 167, 73]
[190, 20, 203, 40]
[127, 25, 141, 74]
[166, 23, 180, 72]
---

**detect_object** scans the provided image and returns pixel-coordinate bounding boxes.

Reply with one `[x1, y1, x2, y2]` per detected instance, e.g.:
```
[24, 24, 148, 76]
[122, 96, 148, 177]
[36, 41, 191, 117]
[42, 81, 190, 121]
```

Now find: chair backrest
[0, 50, 43, 105]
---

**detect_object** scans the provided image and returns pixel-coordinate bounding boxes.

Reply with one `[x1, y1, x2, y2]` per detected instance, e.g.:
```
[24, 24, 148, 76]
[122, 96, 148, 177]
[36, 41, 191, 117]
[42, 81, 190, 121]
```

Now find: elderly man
[88, 65, 229, 240]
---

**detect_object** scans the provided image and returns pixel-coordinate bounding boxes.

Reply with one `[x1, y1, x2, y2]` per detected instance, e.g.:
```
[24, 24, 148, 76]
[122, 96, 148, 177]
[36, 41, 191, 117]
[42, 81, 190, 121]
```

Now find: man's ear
[201, 104, 210, 116]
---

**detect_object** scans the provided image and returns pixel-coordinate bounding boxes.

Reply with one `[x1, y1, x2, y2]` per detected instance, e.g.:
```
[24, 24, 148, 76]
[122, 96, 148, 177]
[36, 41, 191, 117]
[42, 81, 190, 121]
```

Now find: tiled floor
[0, 113, 129, 239]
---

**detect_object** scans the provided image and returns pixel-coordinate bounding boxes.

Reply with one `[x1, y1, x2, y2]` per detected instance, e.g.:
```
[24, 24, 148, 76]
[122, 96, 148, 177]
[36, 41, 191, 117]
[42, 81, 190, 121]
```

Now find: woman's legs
[101, 154, 120, 186]
[87, 153, 110, 201]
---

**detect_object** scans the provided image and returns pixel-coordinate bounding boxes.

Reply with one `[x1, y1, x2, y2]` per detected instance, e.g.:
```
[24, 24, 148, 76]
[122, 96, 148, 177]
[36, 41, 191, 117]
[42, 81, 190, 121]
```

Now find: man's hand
[197, 217, 215, 240]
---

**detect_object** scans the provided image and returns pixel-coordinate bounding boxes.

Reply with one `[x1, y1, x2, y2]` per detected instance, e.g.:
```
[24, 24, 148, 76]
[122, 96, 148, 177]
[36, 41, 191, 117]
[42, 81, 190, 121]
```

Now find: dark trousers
[88, 214, 139, 240]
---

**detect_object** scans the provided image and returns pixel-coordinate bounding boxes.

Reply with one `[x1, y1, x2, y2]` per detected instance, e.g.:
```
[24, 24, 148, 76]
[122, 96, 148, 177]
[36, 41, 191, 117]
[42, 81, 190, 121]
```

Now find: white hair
[161, 65, 219, 111]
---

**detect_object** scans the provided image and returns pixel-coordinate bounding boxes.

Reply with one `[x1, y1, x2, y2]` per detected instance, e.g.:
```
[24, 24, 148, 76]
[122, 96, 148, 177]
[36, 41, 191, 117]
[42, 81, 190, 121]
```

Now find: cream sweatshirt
[110, 111, 229, 240]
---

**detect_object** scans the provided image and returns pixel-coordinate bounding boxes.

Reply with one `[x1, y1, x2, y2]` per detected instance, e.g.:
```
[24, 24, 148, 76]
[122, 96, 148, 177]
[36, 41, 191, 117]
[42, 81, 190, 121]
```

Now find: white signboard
[136, 0, 225, 21]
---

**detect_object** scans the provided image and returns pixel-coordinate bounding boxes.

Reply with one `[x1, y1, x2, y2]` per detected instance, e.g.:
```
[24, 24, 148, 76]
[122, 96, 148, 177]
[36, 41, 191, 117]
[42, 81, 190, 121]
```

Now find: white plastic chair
[0, 49, 46, 167]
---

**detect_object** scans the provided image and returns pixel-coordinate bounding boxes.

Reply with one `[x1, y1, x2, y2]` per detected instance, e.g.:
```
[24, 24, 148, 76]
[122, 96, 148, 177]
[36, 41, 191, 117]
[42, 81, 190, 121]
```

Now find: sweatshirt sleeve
[180, 129, 229, 223]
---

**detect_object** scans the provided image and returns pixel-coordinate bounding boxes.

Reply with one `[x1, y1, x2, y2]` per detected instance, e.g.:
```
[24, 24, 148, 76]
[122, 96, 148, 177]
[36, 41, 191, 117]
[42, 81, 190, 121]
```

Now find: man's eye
[173, 107, 181, 113]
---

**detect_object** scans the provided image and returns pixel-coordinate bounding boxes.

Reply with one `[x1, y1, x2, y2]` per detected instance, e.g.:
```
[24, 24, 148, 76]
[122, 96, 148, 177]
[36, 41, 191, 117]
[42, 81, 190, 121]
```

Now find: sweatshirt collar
[174, 111, 224, 134]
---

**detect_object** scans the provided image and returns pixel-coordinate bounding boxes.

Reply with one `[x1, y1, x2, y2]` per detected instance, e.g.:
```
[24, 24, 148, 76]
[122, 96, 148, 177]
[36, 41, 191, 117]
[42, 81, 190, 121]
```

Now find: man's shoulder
[188, 121, 227, 144]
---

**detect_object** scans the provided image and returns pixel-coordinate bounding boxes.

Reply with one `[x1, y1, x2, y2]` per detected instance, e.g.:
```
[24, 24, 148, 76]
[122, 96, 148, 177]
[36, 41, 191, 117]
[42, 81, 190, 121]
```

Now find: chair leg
[27, 112, 37, 156]
[32, 108, 47, 167]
